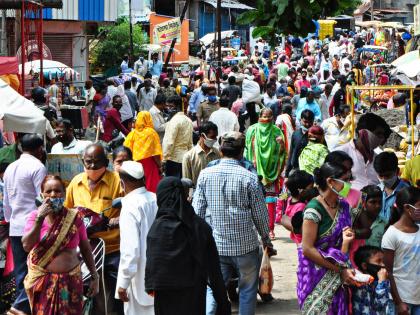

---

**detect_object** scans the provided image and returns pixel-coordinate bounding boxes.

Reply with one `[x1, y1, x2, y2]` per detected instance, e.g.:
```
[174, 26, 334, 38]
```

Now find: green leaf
[252, 26, 273, 39]
[275, 0, 288, 15]
[236, 10, 259, 25]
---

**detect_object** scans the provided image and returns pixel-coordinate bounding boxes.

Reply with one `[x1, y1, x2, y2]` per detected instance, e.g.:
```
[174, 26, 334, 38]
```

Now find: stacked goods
[359, 89, 397, 108]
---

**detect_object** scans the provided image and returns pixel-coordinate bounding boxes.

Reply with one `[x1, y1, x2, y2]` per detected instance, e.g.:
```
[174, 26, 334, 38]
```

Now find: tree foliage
[237, 0, 361, 44]
[91, 19, 148, 71]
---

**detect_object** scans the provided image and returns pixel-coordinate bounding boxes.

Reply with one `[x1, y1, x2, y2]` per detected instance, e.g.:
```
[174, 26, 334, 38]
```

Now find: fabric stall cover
[0, 57, 19, 75]
[0, 78, 47, 134]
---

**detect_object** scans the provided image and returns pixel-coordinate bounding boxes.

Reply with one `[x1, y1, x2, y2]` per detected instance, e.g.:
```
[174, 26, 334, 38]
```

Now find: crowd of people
[0, 26, 419, 315]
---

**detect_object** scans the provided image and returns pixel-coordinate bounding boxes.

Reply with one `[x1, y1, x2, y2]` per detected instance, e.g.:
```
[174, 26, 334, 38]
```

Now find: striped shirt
[193, 159, 269, 256]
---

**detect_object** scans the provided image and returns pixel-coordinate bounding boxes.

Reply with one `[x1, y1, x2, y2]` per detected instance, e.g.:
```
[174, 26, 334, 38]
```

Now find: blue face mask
[50, 197, 65, 213]
[208, 95, 217, 103]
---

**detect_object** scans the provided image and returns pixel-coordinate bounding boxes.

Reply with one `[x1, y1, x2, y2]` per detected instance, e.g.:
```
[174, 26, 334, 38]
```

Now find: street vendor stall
[347, 85, 419, 162]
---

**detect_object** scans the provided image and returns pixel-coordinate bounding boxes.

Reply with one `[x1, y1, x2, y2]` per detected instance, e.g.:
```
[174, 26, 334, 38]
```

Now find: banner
[414, 4, 420, 36]
[153, 17, 182, 45]
[47, 154, 114, 186]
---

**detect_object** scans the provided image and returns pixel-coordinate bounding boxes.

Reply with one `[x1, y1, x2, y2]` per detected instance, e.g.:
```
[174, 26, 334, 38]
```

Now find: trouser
[94, 251, 124, 315]
[206, 248, 259, 315]
[10, 236, 31, 314]
[165, 160, 182, 178]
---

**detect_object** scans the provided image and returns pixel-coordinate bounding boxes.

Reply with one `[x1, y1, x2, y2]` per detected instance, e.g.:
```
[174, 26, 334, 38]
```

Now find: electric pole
[129, 0, 134, 65]
[216, 0, 222, 95]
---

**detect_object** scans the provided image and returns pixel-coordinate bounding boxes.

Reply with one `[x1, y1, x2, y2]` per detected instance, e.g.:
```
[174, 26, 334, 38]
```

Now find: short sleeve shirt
[381, 225, 420, 304]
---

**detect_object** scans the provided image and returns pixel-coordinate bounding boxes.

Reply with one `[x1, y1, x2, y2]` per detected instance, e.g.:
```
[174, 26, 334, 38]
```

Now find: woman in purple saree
[299, 162, 357, 314]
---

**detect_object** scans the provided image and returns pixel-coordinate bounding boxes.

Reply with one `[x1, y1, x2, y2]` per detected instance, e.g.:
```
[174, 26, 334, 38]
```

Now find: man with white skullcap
[115, 161, 158, 315]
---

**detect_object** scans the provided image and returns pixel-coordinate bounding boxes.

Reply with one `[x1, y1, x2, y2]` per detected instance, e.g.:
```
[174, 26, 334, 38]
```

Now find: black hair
[282, 104, 293, 117]
[124, 80, 131, 90]
[354, 245, 383, 270]
[374, 152, 398, 174]
[220, 145, 242, 158]
[55, 118, 73, 130]
[336, 104, 350, 116]
[0, 162, 9, 173]
[300, 87, 308, 98]
[389, 186, 420, 225]
[144, 72, 152, 79]
[361, 185, 382, 202]
[280, 55, 286, 62]
[112, 146, 133, 161]
[131, 77, 137, 84]
[313, 162, 346, 191]
[300, 109, 315, 122]
[266, 81, 276, 90]
[154, 93, 166, 105]
[199, 121, 218, 136]
[324, 150, 353, 168]
[232, 65, 239, 72]
[291, 211, 303, 235]
[219, 95, 230, 108]
[228, 76, 236, 84]
[20, 134, 43, 152]
[112, 95, 122, 103]
[286, 170, 314, 198]
[167, 95, 183, 111]
[356, 113, 391, 140]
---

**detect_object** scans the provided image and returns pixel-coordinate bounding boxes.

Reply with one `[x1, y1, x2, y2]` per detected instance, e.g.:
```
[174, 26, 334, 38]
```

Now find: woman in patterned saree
[299, 162, 357, 314]
[21, 175, 99, 315]
[245, 108, 286, 239]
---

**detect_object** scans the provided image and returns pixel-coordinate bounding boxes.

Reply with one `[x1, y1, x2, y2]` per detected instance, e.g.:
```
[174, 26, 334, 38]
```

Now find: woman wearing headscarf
[124, 111, 162, 192]
[117, 84, 135, 129]
[245, 108, 287, 239]
[145, 177, 230, 315]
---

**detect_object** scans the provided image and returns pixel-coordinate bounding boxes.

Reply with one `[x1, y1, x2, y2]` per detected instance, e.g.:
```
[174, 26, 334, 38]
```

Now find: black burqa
[145, 177, 231, 315]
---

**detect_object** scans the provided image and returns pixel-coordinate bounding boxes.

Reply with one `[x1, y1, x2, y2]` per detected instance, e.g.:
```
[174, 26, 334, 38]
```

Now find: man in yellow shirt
[65, 143, 123, 314]
[402, 155, 420, 187]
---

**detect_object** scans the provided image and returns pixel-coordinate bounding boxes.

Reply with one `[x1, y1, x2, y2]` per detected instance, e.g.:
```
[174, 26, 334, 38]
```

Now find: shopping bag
[258, 248, 274, 295]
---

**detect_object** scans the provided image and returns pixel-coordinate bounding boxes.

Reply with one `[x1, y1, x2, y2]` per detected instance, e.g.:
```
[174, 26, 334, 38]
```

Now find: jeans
[389, 302, 420, 315]
[206, 248, 259, 315]
[10, 236, 31, 314]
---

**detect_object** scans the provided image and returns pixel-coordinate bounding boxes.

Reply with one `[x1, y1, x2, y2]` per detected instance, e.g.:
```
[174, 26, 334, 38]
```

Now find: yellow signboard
[153, 17, 182, 45]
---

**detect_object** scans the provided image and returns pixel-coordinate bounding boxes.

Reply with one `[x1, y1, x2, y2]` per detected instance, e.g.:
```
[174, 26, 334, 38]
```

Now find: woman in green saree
[245, 108, 286, 239]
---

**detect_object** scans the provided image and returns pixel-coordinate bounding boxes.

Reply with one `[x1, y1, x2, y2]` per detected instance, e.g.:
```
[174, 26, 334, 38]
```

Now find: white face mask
[202, 134, 217, 148]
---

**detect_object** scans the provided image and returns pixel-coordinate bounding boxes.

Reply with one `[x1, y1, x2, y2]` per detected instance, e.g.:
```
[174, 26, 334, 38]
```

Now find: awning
[200, 30, 238, 47]
[0, 0, 62, 9]
[202, 0, 254, 10]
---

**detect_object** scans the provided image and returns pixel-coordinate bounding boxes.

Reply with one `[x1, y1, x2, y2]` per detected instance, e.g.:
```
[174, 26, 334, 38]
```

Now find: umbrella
[19, 59, 79, 80]
[0, 78, 47, 134]
[391, 50, 420, 78]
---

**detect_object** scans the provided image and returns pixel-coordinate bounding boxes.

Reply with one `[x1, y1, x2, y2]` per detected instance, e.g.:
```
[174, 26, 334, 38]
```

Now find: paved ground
[232, 225, 300, 315]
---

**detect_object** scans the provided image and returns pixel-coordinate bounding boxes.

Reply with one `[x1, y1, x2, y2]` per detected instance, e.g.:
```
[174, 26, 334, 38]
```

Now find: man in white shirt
[149, 94, 167, 142]
[116, 161, 157, 315]
[321, 104, 350, 151]
[107, 79, 118, 99]
[51, 119, 92, 154]
[209, 95, 239, 141]
[139, 79, 157, 111]
[84, 80, 96, 107]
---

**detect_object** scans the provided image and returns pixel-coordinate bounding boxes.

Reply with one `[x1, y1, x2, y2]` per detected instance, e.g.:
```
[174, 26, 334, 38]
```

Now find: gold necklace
[321, 195, 339, 209]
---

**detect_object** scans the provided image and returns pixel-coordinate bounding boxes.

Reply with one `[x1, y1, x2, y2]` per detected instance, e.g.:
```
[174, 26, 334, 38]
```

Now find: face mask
[120, 180, 126, 193]
[202, 134, 217, 148]
[379, 175, 398, 189]
[85, 167, 106, 182]
[330, 178, 351, 198]
[365, 263, 383, 279]
[408, 204, 420, 223]
[259, 117, 273, 124]
[50, 197, 65, 213]
[208, 95, 217, 103]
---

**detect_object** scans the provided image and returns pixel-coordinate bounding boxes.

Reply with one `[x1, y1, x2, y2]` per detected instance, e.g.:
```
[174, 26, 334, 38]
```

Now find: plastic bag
[82, 297, 93, 315]
[242, 79, 261, 104]
[258, 248, 274, 295]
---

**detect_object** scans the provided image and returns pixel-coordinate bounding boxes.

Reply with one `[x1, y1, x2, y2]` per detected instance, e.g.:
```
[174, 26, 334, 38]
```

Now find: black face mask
[365, 263, 383, 279]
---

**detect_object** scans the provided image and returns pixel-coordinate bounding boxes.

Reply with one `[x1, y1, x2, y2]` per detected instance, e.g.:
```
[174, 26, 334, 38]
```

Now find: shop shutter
[43, 36, 73, 68]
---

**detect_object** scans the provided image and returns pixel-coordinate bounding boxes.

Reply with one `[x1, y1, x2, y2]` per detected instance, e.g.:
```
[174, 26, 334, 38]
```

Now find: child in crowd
[382, 186, 420, 315]
[352, 245, 391, 315]
[280, 170, 316, 244]
[368, 152, 410, 247]
[349, 185, 383, 266]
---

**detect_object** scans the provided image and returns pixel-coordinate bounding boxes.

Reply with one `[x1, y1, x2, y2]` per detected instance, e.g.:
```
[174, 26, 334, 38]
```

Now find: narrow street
[233, 225, 301, 315]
